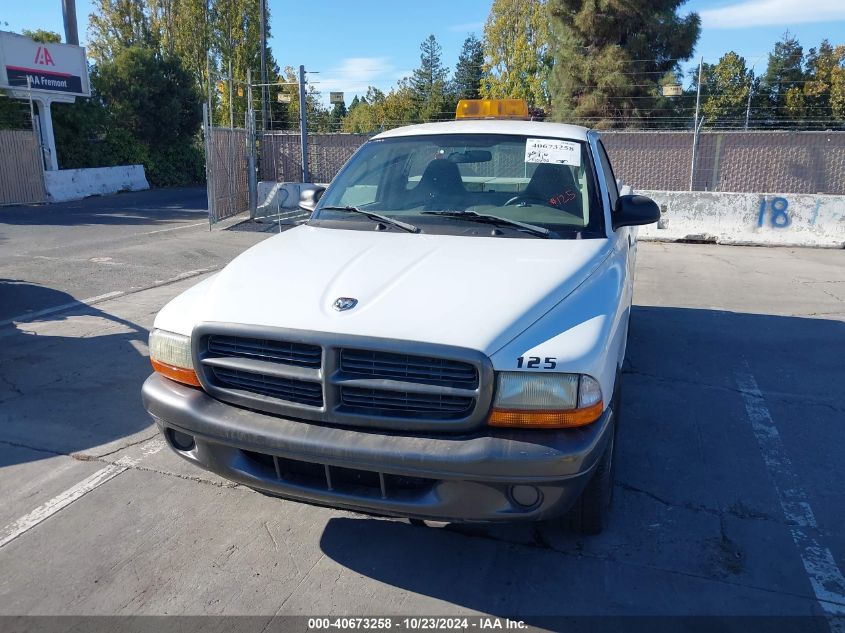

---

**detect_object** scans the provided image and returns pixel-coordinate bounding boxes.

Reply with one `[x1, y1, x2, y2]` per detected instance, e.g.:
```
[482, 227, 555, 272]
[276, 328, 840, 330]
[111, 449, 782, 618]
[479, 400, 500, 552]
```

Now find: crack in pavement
[0, 438, 67, 458]
[616, 481, 778, 524]
[623, 369, 845, 413]
[79, 432, 161, 460]
[436, 515, 830, 610]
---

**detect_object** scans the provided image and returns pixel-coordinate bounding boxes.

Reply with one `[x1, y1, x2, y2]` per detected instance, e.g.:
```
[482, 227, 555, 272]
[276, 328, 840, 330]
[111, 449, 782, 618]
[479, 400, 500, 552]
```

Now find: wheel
[567, 421, 615, 535]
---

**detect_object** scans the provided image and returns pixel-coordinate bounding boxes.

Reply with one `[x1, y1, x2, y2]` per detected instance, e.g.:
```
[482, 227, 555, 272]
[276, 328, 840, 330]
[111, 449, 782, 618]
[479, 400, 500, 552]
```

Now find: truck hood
[181, 226, 611, 355]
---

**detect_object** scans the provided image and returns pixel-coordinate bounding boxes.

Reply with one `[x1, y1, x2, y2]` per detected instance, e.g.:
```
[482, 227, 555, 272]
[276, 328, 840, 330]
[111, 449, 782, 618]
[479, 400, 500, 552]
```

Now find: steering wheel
[504, 194, 552, 207]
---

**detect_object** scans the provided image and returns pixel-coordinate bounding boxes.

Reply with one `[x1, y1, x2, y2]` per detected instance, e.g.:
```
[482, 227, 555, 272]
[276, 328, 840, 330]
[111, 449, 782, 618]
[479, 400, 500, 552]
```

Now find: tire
[566, 420, 616, 535]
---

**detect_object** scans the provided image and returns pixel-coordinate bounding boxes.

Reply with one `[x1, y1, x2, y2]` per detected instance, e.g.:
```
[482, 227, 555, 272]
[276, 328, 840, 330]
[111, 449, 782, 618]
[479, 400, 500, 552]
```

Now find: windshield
[312, 133, 605, 239]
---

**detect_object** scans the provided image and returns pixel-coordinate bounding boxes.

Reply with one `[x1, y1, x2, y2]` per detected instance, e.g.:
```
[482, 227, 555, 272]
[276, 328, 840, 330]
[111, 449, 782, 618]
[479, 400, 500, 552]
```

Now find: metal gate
[203, 103, 255, 225]
[0, 128, 46, 205]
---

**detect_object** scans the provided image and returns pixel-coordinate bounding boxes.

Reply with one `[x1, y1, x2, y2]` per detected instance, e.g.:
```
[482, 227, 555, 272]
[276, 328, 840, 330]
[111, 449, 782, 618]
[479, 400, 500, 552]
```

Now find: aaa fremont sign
[0, 31, 90, 97]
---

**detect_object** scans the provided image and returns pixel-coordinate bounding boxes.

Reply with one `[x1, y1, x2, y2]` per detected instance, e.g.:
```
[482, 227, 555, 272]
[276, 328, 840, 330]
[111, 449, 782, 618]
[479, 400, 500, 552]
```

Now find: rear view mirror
[299, 186, 326, 213]
[448, 150, 492, 163]
[612, 195, 660, 230]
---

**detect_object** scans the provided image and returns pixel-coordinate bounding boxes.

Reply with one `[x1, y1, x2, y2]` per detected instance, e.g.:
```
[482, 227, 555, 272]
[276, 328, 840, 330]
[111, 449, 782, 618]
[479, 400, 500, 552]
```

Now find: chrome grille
[194, 325, 493, 432]
[208, 334, 321, 368]
[340, 349, 478, 389]
[340, 386, 474, 419]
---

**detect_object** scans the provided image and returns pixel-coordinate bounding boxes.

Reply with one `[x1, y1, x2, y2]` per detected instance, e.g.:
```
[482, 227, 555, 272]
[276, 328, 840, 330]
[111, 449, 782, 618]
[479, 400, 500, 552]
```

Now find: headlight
[489, 372, 603, 428]
[149, 329, 200, 387]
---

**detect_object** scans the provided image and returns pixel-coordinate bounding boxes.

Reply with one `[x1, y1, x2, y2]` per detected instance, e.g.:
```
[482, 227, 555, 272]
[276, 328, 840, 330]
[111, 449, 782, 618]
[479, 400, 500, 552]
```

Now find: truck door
[596, 140, 634, 290]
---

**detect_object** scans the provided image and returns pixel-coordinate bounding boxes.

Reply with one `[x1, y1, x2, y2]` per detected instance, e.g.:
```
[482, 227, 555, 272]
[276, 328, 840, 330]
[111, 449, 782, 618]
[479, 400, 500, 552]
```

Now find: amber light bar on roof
[455, 99, 530, 120]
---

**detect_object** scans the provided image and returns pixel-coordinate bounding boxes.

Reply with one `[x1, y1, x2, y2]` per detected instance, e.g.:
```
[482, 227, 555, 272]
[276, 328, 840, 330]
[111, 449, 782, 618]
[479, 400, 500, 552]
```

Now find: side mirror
[298, 186, 326, 213]
[612, 195, 660, 230]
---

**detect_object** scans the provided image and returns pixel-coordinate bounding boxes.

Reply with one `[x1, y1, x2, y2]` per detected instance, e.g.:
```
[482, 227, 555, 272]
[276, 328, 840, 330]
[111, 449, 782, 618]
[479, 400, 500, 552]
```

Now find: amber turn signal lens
[151, 358, 201, 387]
[488, 401, 603, 428]
[455, 99, 530, 120]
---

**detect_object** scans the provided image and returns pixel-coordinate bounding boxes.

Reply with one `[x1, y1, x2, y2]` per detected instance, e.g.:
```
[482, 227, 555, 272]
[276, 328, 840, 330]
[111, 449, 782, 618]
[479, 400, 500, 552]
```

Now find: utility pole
[246, 68, 257, 218]
[259, 0, 268, 132]
[299, 65, 309, 183]
[745, 69, 754, 130]
[689, 56, 703, 191]
[61, 0, 79, 45]
[228, 59, 234, 128]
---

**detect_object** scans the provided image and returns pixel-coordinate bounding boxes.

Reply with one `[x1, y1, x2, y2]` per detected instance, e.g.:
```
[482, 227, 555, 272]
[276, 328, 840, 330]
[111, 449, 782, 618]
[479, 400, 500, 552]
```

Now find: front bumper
[142, 373, 614, 522]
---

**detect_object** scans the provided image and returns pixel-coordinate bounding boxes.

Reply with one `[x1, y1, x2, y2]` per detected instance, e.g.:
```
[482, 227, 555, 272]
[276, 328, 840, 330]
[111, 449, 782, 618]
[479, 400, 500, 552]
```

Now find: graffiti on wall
[638, 190, 845, 247]
[757, 197, 791, 229]
[756, 195, 845, 230]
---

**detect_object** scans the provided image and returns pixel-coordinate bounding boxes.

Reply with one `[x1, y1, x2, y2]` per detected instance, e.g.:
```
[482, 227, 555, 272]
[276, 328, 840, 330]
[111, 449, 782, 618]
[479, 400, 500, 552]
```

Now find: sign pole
[259, 0, 268, 132]
[62, 0, 79, 45]
[299, 65, 309, 183]
[228, 59, 234, 129]
[689, 57, 703, 191]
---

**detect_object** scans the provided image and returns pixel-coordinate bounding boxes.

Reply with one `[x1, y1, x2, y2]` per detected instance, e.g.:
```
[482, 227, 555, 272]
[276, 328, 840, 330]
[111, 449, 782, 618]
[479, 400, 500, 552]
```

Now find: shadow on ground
[0, 279, 154, 467]
[316, 306, 844, 624]
[0, 187, 207, 227]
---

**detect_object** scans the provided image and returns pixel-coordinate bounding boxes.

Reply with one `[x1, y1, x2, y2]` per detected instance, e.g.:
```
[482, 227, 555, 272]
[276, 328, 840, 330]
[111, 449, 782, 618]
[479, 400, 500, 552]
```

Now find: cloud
[447, 21, 484, 33]
[315, 57, 406, 102]
[700, 0, 845, 28]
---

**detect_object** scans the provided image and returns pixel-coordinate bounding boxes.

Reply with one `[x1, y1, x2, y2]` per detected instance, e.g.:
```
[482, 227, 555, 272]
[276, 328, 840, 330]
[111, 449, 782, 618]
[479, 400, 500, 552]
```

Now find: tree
[365, 86, 386, 105]
[802, 40, 845, 125]
[480, 0, 550, 107]
[699, 52, 753, 126]
[410, 35, 449, 121]
[171, 0, 212, 96]
[96, 46, 201, 148]
[342, 101, 379, 133]
[87, 0, 152, 63]
[22, 29, 62, 43]
[548, 0, 700, 127]
[832, 52, 845, 121]
[757, 33, 806, 126]
[452, 34, 484, 100]
[330, 100, 348, 131]
[381, 79, 419, 127]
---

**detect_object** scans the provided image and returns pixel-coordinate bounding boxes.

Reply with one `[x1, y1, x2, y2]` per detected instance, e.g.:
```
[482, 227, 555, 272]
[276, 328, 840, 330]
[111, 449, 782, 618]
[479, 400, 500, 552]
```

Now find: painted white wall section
[638, 190, 845, 248]
[44, 165, 149, 203]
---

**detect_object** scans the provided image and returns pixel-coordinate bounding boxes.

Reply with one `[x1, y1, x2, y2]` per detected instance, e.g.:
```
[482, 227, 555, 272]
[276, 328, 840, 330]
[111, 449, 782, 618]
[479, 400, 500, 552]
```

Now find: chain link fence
[0, 96, 46, 205]
[260, 132, 373, 184]
[256, 127, 845, 196]
[206, 125, 249, 223]
[601, 130, 845, 194]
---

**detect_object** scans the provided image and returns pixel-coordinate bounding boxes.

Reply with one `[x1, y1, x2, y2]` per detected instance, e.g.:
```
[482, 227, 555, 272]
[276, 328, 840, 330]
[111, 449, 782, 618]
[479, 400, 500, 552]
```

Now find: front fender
[489, 253, 628, 406]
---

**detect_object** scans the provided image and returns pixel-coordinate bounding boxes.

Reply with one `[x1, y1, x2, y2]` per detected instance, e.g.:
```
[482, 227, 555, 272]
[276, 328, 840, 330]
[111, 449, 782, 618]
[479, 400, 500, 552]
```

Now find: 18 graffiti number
[757, 197, 791, 229]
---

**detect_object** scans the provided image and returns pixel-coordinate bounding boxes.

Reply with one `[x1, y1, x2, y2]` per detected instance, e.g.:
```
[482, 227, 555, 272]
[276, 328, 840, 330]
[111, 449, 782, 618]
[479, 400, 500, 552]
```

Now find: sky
[3, 0, 845, 102]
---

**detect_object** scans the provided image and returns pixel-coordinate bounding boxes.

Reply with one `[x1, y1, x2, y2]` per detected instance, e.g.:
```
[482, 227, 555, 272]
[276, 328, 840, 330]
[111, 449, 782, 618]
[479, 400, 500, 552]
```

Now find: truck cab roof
[372, 119, 592, 142]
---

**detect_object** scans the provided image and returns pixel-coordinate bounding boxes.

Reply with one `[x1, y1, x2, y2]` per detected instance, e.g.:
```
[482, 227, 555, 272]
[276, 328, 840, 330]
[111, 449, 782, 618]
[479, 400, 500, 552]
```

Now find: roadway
[0, 190, 843, 631]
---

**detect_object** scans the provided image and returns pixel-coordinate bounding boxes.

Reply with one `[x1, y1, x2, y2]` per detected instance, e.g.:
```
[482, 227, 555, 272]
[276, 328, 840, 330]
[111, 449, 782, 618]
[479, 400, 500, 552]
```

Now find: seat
[407, 159, 466, 207]
[522, 163, 581, 212]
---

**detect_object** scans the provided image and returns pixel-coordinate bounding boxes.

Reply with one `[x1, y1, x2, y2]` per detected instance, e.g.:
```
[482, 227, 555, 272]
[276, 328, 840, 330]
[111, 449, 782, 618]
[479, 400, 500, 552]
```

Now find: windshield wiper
[319, 206, 420, 234]
[421, 210, 556, 239]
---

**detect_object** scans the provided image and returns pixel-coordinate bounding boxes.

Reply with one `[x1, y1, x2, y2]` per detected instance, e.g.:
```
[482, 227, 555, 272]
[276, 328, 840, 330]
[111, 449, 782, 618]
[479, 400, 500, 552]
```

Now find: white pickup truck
[142, 99, 660, 534]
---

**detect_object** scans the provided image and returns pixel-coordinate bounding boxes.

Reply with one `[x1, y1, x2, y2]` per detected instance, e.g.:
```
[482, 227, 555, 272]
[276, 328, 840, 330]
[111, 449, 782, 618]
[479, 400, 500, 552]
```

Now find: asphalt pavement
[0, 190, 844, 631]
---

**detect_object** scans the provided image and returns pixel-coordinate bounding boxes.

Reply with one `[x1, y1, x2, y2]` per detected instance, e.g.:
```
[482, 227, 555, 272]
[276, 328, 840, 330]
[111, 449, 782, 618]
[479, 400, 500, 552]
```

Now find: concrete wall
[45, 165, 149, 203]
[638, 190, 845, 248]
[254, 181, 317, 222]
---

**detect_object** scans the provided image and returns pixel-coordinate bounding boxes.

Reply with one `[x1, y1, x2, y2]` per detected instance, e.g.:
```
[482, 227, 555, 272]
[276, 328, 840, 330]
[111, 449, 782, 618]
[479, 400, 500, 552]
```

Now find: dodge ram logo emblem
[333, 297, 358, 312]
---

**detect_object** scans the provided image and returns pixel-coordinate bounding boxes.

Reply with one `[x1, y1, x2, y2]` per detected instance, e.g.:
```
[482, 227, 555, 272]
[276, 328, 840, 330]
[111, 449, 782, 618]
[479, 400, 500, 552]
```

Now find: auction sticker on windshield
[525, 138, 581, 166]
